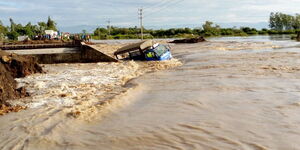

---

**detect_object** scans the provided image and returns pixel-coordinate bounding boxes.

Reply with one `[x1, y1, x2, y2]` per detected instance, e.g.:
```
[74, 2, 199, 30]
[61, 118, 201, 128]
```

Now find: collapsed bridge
[0, 42, 118, 64]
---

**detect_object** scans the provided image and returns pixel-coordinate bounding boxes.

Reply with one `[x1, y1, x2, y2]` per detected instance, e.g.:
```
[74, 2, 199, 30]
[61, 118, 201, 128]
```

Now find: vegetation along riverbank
[1, 12, 300, 41]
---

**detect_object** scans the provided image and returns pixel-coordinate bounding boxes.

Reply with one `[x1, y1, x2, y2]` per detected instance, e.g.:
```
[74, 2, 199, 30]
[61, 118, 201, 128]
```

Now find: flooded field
[1, 36, 300, 150]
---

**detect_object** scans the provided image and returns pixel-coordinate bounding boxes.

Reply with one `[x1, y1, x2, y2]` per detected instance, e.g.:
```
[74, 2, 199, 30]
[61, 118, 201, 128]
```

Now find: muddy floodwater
[1, 35, 300, 150]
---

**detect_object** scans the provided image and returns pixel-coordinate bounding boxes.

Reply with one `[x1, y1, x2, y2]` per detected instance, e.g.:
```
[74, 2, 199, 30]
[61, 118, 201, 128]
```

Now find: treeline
[0, 17, 57, 41]
[92, 12, 300, 40]
[93, 21, 299, 40]
[2, 12, 300, 41]
[92, 22, 254, 40]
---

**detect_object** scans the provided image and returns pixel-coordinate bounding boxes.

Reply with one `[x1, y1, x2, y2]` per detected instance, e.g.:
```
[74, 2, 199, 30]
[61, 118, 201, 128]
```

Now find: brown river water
[1, 35, 300, 150]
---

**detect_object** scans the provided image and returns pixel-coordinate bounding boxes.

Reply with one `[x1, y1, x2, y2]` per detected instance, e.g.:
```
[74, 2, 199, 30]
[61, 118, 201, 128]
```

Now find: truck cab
[144, 44, 172, 61]
[114, 40, 173, 61]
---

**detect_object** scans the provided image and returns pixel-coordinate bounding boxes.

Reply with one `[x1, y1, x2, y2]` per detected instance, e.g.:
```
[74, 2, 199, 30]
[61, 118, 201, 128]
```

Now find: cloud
[0, 0, 299, 29]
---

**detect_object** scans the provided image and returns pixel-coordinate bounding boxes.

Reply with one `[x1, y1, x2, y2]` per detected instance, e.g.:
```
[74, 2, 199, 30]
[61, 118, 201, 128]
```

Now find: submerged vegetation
[1, 12, 300, 41]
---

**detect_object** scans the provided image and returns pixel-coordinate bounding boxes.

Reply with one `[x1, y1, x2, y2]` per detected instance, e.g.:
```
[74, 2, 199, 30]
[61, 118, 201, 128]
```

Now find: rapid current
[1, 35, 300, 150]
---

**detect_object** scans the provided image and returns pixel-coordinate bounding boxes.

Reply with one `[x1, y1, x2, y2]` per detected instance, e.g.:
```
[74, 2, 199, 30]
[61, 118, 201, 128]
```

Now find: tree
[0, 17, 61, 41]
[282, 14, 294, 30]
[38, 22, 47, 33]
[202, 21, 220, 36]
[24, 22, 35, 38]
[93, 27, 109, 39]
[269, 12, 299, 31]
[46, 16, 57, 31]
[6, 31, 19, 40]
[241, 27, 258, 35]
[192, 28, 202, 35]
[0, 20, 7, 41]
[9, 18, 16, 32]
[184, 28, 192, 34]
[292, 14, 300, 29]
[0, 20, 7, 34]
[165, 28, 176, 36]
[94, 27, 108, 35]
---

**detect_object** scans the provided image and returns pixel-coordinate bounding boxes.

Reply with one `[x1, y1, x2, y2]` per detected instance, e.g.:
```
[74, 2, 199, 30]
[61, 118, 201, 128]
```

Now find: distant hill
[145, 22, 269, 29]
[217, 22, 269, 29]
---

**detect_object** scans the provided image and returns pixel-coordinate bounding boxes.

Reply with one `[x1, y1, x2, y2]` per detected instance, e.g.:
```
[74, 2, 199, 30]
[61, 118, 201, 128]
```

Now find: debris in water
[0, 104, 27, 115]
[170, 36, 206, 43]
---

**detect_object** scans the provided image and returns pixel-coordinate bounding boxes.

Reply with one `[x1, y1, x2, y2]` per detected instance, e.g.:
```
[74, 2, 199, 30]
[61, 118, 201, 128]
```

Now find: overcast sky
[1, 0, 300, 29]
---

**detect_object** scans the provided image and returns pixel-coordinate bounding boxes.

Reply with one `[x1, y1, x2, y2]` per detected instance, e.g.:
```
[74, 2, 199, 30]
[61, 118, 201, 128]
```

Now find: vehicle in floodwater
[114, 40, 172, 61]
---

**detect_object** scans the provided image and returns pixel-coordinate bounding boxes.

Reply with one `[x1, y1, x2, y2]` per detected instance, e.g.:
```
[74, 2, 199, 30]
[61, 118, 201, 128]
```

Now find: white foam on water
[14, 59, 182, 109]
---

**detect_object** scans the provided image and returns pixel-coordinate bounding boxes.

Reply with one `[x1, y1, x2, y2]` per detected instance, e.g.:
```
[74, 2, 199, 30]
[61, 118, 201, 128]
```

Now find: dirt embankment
[0, 50, 43, 114]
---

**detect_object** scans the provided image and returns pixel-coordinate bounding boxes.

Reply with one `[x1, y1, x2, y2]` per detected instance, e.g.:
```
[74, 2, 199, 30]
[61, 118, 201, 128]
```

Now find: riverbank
[0, 50, 43, 115]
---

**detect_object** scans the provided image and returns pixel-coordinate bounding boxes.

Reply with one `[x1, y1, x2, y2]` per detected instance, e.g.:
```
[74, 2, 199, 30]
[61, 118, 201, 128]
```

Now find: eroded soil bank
[0, 50, 42, 115]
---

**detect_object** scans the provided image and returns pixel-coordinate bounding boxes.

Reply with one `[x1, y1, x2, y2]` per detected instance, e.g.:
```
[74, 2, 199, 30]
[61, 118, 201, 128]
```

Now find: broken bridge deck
[2, 42, 119, 64]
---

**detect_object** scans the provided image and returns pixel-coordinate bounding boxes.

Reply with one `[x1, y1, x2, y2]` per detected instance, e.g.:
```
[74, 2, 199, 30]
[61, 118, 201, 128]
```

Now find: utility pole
[107, 19, 111, 39]
[138, 8, 144, 40]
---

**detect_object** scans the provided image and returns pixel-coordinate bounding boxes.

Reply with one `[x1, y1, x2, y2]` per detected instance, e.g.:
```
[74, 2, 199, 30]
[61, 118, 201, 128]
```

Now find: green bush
[6, 31, 19, 40]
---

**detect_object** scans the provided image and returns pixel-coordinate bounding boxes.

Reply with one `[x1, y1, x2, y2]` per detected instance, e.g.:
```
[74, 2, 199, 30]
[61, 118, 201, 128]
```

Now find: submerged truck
[114, 40, 172, 61]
